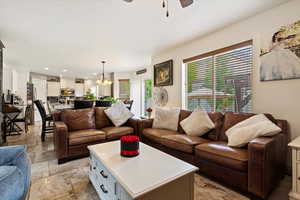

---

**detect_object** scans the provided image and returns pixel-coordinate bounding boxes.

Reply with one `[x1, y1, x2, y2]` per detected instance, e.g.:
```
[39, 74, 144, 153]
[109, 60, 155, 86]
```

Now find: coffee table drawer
[90, 154, 119, 199]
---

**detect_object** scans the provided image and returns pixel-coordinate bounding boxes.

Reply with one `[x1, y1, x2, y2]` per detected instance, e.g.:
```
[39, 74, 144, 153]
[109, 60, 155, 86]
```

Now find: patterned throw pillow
[104, 101, 134, 127]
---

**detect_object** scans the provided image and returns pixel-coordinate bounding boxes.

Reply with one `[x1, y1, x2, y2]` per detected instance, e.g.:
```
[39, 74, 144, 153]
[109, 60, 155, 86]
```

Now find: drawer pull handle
[100, 170, 108, 178]
[100, 184, 108, 193]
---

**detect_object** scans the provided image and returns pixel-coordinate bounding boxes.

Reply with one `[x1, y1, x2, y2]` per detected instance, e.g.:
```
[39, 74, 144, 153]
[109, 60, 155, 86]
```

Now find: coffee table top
[88, 141, 198, 198]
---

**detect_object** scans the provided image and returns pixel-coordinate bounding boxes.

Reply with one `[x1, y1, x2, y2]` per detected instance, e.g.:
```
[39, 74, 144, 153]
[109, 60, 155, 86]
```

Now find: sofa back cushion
[95, 107, 113, 129]
[219, 112, 277, 142]
[178, 109, 223, 141]
[153, 107, 180, 131]
[61, 108, 95, 131]
[180, 108, 215, 137]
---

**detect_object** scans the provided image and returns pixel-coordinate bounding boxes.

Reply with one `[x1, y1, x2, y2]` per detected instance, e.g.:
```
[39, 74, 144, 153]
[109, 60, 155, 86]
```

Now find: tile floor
[4, 123, 292, 200]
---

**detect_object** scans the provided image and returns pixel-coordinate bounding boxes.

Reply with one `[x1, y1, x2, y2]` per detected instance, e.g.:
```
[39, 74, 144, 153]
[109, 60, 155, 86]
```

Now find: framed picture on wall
[154, 60, 173, 87]
[260, 20, 300, 81]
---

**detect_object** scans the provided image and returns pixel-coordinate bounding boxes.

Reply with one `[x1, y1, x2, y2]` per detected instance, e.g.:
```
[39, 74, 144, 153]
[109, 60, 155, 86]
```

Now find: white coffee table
[88, 141, 198, 200]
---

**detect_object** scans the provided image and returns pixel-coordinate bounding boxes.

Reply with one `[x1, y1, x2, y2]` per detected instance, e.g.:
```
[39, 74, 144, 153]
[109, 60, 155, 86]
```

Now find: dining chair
[95, 100, 112, 107]
[74, 100, 94, 109]
[34, 100, 54, 142]
[124, 100, 134, 111]
[3, 104, 23, 136]
[12, 105, 31, 133]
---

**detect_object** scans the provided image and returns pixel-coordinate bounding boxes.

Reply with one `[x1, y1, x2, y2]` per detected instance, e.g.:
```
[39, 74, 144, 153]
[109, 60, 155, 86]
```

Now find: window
[184, 40, 253, 113]
[143, 79, 152, 115]
[119, 79, 130, 100]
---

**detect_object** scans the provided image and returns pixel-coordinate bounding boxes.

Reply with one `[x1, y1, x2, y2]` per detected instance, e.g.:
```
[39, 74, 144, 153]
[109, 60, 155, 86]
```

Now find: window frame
[183, 40, 253, 112]
[118, 79, 131, 100]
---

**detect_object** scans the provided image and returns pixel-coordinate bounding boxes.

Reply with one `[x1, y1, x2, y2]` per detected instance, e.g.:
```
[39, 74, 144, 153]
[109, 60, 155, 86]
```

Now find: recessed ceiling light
[63, 69, 68, 72]
[45, 67, 49, 70]
[93, 73, 97, 76]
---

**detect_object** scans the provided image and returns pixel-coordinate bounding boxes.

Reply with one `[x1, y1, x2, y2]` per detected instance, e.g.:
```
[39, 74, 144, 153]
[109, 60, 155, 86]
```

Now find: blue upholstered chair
[0, 145, 31, 200]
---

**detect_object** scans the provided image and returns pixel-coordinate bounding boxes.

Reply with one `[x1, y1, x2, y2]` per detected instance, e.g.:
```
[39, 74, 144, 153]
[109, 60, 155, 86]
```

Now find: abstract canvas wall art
[260, 20, 300, 81]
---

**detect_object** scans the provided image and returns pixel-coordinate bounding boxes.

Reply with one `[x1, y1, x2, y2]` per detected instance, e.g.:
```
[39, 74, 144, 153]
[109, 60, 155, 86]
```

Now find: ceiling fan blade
[179, 0, 193, 8]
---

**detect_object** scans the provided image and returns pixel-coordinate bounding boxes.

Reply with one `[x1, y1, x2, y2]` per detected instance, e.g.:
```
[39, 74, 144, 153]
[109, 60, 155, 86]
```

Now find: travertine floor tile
[30, 173, 73, 200]
[31, 161, 49, 181]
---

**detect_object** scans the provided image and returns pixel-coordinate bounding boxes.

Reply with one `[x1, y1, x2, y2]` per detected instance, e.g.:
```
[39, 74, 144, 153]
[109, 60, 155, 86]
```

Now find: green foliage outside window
[145, 80, 152, 100]
[187, 56, 235, 112]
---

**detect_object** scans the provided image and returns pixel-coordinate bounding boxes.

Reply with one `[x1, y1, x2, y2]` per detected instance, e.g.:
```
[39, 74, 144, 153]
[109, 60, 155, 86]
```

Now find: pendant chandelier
[96, 61, 112, 85]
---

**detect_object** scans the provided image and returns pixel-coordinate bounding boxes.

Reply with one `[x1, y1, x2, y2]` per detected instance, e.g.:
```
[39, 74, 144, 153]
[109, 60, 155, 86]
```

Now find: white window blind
[187, 57, 214, 112]
[119, 79, 130, 100]
[185, 40, 253, 113]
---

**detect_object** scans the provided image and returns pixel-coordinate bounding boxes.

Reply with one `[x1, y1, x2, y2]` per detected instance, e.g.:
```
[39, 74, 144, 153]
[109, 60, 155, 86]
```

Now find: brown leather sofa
[53, 107, 138, 164]
[139, 110, 289, 199]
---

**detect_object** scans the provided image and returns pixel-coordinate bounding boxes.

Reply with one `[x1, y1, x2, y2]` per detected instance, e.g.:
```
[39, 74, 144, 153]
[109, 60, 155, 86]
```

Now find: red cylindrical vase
[120, 135, 140, 157]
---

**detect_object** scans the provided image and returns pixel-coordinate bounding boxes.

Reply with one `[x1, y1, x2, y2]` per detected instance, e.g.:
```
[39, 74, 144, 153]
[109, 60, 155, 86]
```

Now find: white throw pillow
[152, 107, 180, 131]
[180, 108, 215, 136]
[226, 114, 282, 147]
[104, 101, 134, 127]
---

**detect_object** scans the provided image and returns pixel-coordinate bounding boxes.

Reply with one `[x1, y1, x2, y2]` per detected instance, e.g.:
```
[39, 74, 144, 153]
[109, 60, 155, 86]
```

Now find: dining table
[52, 104, 74, 111]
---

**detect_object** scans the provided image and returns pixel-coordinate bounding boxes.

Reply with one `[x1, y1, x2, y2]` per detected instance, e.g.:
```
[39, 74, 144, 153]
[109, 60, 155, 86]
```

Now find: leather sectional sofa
[53, 107, 138, 164]
[139, 110, 289, 199]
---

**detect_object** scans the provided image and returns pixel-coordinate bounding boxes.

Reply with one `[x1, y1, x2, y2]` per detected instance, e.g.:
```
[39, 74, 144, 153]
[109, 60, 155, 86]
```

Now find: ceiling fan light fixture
[179, 0, 194, 8]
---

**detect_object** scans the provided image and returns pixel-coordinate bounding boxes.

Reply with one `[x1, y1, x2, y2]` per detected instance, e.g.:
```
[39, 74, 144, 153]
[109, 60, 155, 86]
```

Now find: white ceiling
[0, 0, 290, 78]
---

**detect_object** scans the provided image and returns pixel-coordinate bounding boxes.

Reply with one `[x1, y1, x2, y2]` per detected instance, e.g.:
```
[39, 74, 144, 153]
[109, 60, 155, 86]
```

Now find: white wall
[114, 71, 152, 117]
[151, 0, 300, 140]
[3, 64, 12, 93]
[3, 63, 30, 103]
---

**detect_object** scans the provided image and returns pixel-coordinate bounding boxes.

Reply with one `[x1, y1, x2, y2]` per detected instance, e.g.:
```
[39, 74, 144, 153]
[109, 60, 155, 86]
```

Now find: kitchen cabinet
[47, 81, 60, 96]
[61, 78, 75, 89]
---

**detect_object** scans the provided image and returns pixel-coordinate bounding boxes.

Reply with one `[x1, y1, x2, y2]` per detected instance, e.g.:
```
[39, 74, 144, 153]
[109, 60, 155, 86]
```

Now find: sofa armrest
[248, 134, 286, 198]
[54, 121, 69, 159]
[52, 111, 62, 121]
[124, 118, 139, 136]
[138, 119, 154, 138]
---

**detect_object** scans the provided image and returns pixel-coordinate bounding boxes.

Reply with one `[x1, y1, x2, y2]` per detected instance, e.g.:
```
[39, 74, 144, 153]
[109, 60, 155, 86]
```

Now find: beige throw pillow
[180, 108, 215, 136]
[226, 114, 282, 147]
[152, 107, 180, 131]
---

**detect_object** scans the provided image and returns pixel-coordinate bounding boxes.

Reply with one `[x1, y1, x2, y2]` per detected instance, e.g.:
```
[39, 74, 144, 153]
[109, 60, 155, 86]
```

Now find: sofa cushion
[153, 107, 180, 131]
[61, 108, 95, 131]
[143, 128, 178, 144]
[95, 107, 112, 129]
[0, 166, 25, 200]
[226, 114, 282, 147]
[195, 141, 248, 172]
[220, 112, 276, 141]
[180, 108, 215, 137]
[102, 126, 134, 140]
[104, 101, 134, 127]
[178, 110, 223, 141]
[69, 129, 106, 145]
[160, 134, 211, 153]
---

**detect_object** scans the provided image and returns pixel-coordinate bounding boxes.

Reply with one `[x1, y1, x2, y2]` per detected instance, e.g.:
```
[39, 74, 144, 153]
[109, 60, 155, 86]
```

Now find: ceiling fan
[123, 0, 194, 17]
[123, 0, 193, 8]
